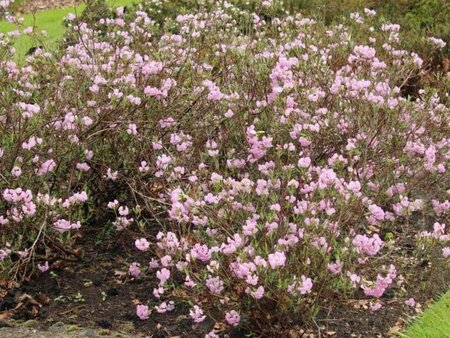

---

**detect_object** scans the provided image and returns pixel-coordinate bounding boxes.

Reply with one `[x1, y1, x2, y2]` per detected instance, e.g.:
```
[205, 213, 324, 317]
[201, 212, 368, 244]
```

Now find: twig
[313, 318, 322, 338]
[58, 304, 85, 315]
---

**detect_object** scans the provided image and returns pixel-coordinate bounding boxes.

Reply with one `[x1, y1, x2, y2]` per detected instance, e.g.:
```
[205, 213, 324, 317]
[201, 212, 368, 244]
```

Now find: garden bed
[1, 224, 448, 337]
[1, 1, 449, 337]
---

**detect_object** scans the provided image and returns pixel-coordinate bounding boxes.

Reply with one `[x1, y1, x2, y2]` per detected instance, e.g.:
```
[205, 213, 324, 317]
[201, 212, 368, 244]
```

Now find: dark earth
[1, 223, 449, 338]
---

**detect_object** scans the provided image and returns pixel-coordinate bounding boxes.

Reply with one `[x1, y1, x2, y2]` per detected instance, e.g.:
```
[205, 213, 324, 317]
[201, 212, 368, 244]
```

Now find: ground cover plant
[0, 0, 449, 336]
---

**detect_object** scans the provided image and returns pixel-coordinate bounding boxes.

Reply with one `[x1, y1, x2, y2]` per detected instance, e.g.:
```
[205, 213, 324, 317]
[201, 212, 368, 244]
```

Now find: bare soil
[1, 223, 449, 338]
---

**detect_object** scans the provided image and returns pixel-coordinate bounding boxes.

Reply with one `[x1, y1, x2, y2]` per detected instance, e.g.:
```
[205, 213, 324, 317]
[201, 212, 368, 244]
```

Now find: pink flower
[368, 204, 385, 221]
[443, 247, 450, 258]
[156, 268, 170, 285]
[353, 45, 376, 59]
[159, 117, 176, 128]
[11, 166, 22, 177]
[107, 200, 119, 209]
[268, 251, 286, 269]
[327, 262, 342, 275]
[298, 275, 313, 294]
[364, 265, 396, 298]
[370, 302, 382, 312]
[53, 219, 80, 233]
[347, 181, 361, 193]
[76, 162, 90, 172]
[318, 168, 337, 188]
[37, 261, 49, 272]
[206, 276, 224, 294]
[155, 301, 175, 313]
[348, 273, 361, 288]
[127, 123, 138, 135]
[189, 305, 206, 323]
[298, 157, 311, 168]
[136, 304, 150, 320]
[66, 13, 76, 21]
[149, 258, 159, 269]
[82, 116, 93, 126]
[428, 37, 446, 48]
[246, 285, 265, 299]
[153, 286, 164, 298]
[106, 168, 118, 180]
[160, 255, 172, 267]
[224, 109, 234, 118]
[118, 206, 129, 216]
[405, 298, 416, 307]
[190, 243, 212, 262]
[225, 310, 240, 327]
[185, 275, 196, 288]
[205, 331, 220, 338]
[138, 161, 150, 172]
[243, 216, 259, 236]
[135, 238, 150, 251]
[352, 234, 383, 256]
[128, 262, 141, 277]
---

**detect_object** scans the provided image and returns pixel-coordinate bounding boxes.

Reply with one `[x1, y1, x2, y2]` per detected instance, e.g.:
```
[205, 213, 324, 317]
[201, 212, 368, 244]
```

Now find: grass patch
[400, 291, 450, 338]
[0, 0, 135, 59]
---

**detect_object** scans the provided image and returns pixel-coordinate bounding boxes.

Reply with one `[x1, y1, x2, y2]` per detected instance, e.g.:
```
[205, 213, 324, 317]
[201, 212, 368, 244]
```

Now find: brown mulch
[0, 229, 213, 337]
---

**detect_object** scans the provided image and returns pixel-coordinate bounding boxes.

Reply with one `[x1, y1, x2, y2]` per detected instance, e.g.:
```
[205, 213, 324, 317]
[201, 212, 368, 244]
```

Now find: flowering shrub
[1, 0, 449, 335]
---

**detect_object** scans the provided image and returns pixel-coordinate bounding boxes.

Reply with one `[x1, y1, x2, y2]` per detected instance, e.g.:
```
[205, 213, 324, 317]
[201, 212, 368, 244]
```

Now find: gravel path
[0, 321, 145, 338]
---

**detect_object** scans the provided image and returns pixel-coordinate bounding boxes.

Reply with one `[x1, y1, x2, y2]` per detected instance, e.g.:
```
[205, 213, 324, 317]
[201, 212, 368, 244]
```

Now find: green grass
[400, 291, 450, 338]
[0, 0, 135, 59]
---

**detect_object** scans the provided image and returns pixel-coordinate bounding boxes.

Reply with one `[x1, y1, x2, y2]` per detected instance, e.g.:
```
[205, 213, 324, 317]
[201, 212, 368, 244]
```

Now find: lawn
[401, 291, 450, 338]
[0, 0, 135, 59]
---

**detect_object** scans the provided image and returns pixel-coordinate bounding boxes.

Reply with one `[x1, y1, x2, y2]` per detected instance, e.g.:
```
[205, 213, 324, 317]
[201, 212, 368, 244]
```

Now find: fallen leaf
[0, 310, 14, 320]
[387, 318, 406, 335]
[114, 270, 127, 278]
[288, 328, 304, 338]
[368, 225, 380, 233]
[213, 321, 226, 333]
